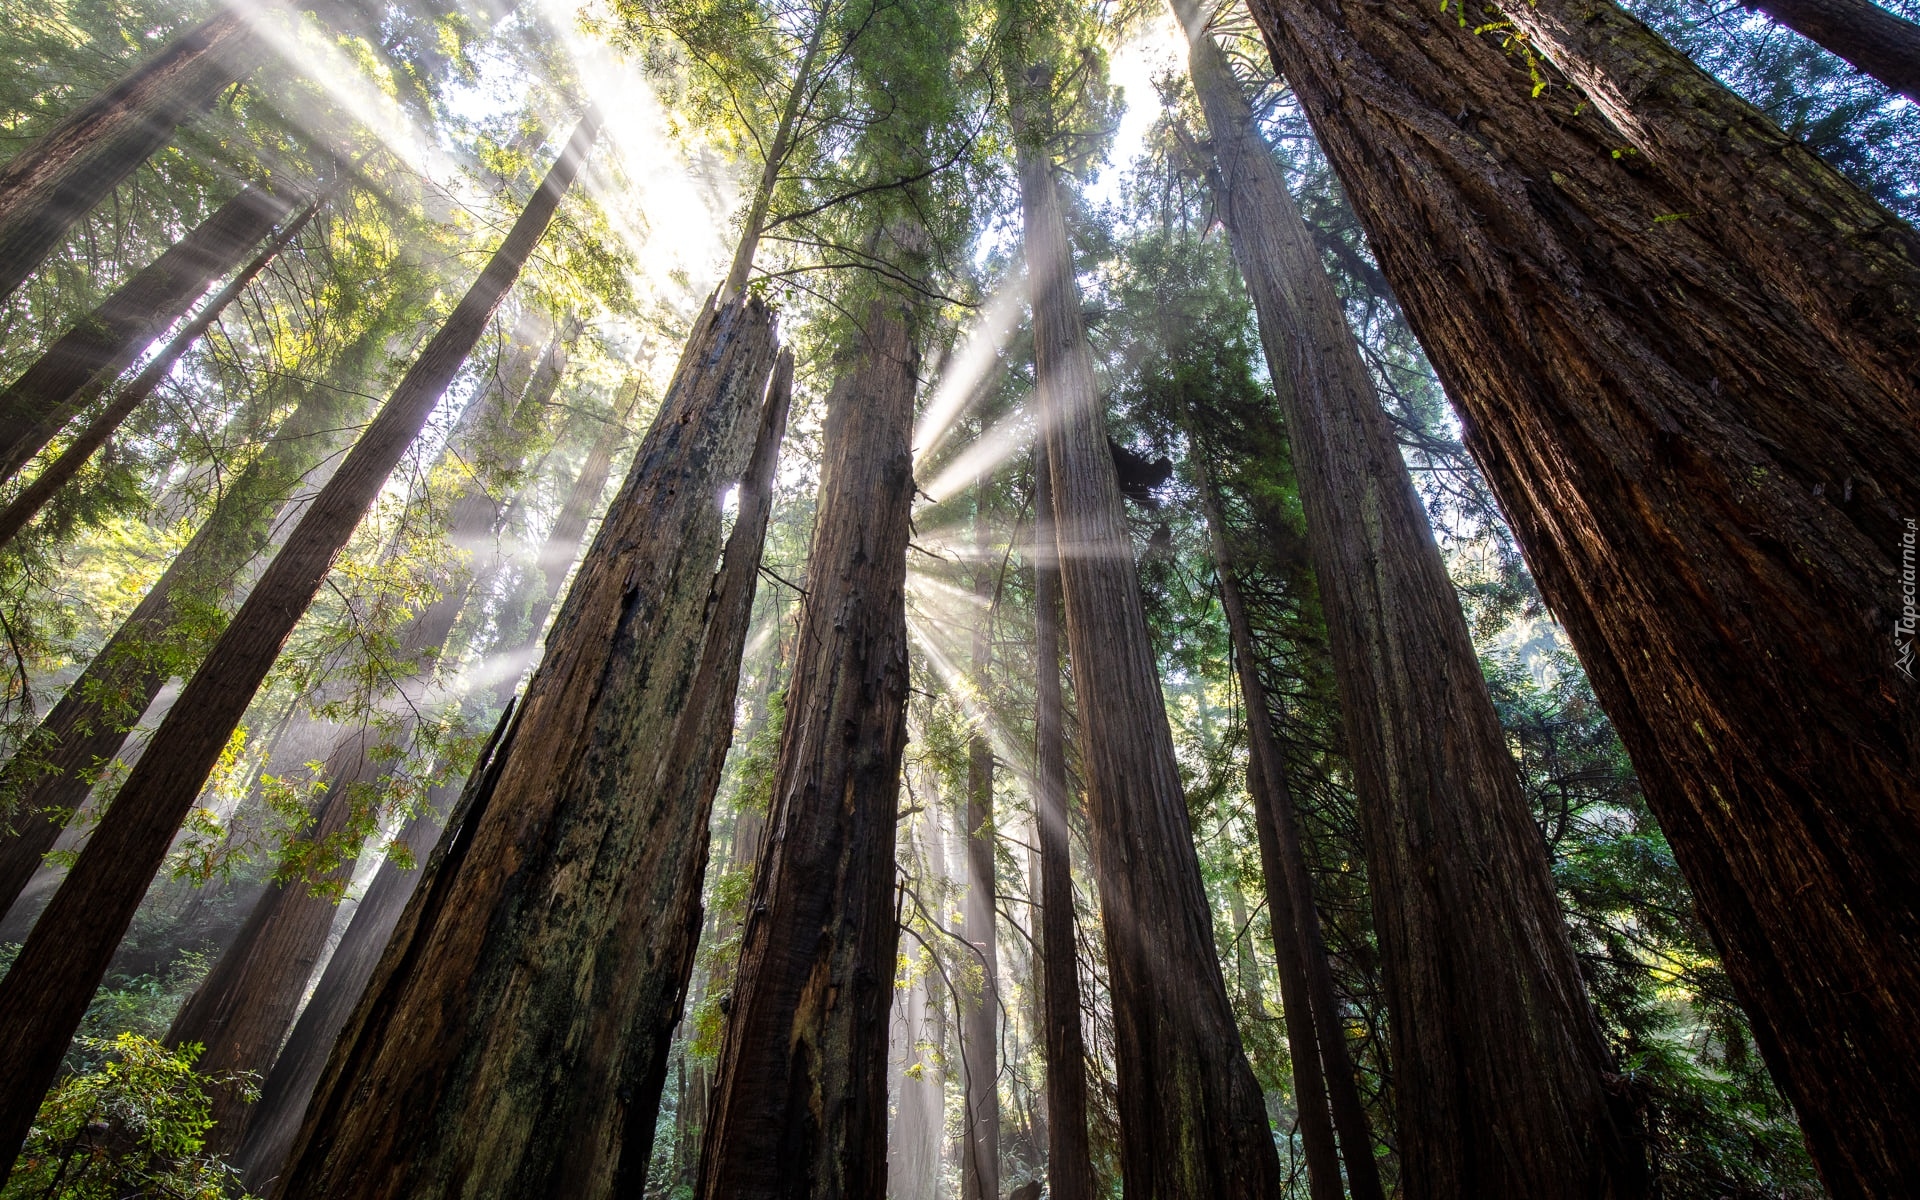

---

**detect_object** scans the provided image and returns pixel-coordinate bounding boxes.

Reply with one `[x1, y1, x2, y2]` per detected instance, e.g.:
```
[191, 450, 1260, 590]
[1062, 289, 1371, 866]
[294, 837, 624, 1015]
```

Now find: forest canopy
[0, 0, 1913, 1196]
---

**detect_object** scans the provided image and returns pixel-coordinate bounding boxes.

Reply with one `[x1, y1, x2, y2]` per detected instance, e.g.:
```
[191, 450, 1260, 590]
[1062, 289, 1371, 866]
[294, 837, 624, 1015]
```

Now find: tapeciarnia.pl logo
[1898, 518, 1917, 680]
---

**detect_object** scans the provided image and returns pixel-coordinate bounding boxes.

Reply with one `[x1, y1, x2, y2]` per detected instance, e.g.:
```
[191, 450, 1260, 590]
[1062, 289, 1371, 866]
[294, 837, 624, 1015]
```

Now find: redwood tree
[1014, 60, 1282, 1199]
[961, 482, 1001, 1200]
[1245, 0, 1920, 1191]
[1174, 11, 1644, 1196]
[0, 110, 599, 1169]
[1735, 0, 1920, 100]
[0, 182, 298, 481]
[272, 309, 786, 1199]
[695, 298, 916, 1200]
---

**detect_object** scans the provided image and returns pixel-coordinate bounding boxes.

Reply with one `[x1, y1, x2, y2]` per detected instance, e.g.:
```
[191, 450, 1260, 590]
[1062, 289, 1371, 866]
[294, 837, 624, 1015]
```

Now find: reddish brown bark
[695, 302, 916, 1200]
[0, 182, 298, 482]
[1015, 65, 1282, 1200]
[0, 322, 392, 921]
[1195, 465, 1384, 1200]
[272, 310, 785, 1200]
[1177, 13, 1643, 1198]
[1030, 450, 1095, 1200]
[1247, 0, 1920, 1191]
[0, 111, 597, 1170]
[1741, 0, 1920, 99]
[0, 11, 263, 306]
[0, 191, 326, 551]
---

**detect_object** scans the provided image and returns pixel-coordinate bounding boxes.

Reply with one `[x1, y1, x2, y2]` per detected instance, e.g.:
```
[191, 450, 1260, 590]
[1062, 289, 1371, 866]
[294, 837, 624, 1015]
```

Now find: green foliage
[2, 1034, 256, 1200]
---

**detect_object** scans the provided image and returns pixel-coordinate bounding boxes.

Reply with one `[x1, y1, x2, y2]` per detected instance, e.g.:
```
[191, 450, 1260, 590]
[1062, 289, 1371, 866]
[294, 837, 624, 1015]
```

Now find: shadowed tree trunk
[695, 299, 916, 1200]
[1245, 0, 1920, 1190]
[165, 326, 568, 1153]
[1014, 63, 1283, 1200]
[1195, 463, 1384, 1200]
[271, 311, 786, 1200]
[1030, 449, 1095, 1200]
[1175, 12, 1643, 1198]
[0, 190, 328, 551]
[0, 320, 393, 921]
[0, 110, 598, 1170]
[0, 182, 299, 481]
[0, 11, 264, 306]
[1740, 0, 1920, 99]
[962, 482, 1000, 1200]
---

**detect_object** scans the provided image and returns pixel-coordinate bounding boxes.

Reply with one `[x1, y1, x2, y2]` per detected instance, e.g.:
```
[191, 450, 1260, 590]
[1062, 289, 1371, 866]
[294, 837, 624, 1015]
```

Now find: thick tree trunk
[1014, 66, 1282, 1200]
[0, 111, 597, 1170]
[0, 191, 327, 551]
[0, 11, 264, 306]
[1178, 18, 1646, 1199]
[167, 333, 559, 1153]
[1196, 465, 1385, 1200]
[1030, 450, 1095, 1200]
[0, 183, 297, 481]
[0, 321, 390, 921]
[1246, 0, 1920, 1191]
[272, 310, 785, 1200]
[695, 301, 916, 1200]
[962, 484, 1000, 1200]
[1741, 0, 1920, 99]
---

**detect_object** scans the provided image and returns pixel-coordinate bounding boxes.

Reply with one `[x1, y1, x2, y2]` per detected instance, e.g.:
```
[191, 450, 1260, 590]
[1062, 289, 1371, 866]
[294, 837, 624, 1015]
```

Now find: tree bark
[962, 482, 1000, 1200]
[0, 320, 390, 921]
[271, 309, 785, 1200]
[0, 11, 264, 306]
[0, 191, 327, 551]
[1246, 0, 1920, 1191]
[166, 325, 562, 1154]
[1177, 15, 1645, 1199]
[695, 300, 916, 1200]
[1014, 65, 1283, 1200]
[1195, 464, 1385, 1200]
[1740, 0, 1920, 100]
[0, 182, 298, 482]
[0, 110, 597, 1171]
[1030, 449, 1095, 1200]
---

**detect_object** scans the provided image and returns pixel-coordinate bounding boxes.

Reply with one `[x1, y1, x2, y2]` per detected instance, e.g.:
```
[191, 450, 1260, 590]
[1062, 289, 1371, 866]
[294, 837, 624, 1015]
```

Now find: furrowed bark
[962, 482, 1000, 1200]
[1175, 14, 1643, 1190]
[1177, 14, 1643, 1198]
[1742, 0, 1920, 102]
[1246, 0, 1920, 1190]
[0, 182, 298, 482]
[0, 11, 264, 306]
[1196, 463, 1384, 1200]
[1031, 449, 1095, 1200]
[695, 301, 916, 1200]
[0, 190, 328, 551]
[272, 308, 784, 1200]
[0, 323, 389, 921]
[0, 111, 597, 1170]
[168, 331, 560, 1154]
[1014, 65, 1282, 1200]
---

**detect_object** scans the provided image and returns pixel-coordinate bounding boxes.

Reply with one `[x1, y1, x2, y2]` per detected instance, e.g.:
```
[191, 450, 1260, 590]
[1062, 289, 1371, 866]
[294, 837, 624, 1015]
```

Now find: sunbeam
[912, 279, 1023, 468]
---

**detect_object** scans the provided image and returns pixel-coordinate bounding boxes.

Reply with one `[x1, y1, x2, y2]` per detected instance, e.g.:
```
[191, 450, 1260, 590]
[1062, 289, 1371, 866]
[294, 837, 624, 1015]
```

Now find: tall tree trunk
[0, 111, 598, 1170]
[0, 11, 264, 306]
[1177, 14, 1644, 1198]
[165, 327, 562, 1153]
[0, 183, 298, 481]
[1195, 464, 1385, 1200]
[272, 313, 786, 1200]
[1014, 64, 1282, 1200]
[962, 482, 1001, 1200]
[695, 300, 916, 1200]
[1246, 0, 1920, 1190]
[1030, 449, 1095, 1200]
[1741, 0, 1920, 99]
[0, 320, 391, 921]
[0, 190, 328, 551]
